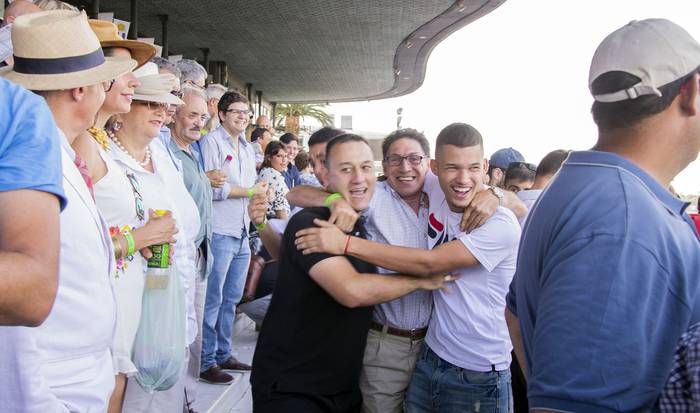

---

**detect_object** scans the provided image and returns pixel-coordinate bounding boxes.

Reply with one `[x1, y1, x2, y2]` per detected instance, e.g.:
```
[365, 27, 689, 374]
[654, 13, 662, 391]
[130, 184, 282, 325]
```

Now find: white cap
[589, 19, 700, 103]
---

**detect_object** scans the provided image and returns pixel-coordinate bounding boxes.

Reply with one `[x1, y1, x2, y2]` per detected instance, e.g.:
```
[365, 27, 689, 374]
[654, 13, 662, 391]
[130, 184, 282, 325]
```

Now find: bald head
[3, 0, 42, 26]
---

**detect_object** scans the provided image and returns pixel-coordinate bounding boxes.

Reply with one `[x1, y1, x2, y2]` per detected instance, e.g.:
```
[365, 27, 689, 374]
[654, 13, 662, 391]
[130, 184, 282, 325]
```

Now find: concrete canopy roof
[95, 0, 506, 103]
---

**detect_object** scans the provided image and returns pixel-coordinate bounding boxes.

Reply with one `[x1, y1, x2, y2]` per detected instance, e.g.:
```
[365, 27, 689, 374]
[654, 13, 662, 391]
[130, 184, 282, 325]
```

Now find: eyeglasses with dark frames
[383, 154, 427, 167]
[134, 100, 169, 113]
[103, 79, 116, 92]
[225, 108, 252, 116]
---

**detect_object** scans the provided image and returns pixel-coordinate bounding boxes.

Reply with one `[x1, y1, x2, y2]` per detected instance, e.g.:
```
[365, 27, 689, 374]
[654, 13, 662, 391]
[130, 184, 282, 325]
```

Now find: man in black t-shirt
[251, 134, 452, 413]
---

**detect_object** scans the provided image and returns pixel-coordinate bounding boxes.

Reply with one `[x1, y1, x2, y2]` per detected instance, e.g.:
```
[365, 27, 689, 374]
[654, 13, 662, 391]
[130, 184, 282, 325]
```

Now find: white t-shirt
[423, 172, 521, 371]
[517, 188, 543, 227]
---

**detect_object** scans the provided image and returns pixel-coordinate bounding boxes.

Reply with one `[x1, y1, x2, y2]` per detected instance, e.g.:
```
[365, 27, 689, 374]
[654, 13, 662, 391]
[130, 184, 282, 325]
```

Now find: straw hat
[132, 62, 184, 105]
[89, 19, 156, 69]
[0, 10, 136, 91]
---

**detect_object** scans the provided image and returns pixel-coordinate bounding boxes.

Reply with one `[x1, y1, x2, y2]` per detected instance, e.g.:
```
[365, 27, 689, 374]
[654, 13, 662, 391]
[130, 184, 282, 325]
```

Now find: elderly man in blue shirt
[506, 19, 700, 412]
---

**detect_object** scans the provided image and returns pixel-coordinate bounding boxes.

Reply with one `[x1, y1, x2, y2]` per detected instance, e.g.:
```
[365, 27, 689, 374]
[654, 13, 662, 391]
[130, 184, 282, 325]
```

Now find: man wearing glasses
[199, 91, 265, 384]
[288, 127, 525, 412]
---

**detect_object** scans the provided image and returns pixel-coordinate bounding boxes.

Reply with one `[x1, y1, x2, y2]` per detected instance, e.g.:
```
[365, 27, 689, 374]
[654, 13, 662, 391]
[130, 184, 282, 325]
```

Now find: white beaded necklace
[108, 131, 151, 167]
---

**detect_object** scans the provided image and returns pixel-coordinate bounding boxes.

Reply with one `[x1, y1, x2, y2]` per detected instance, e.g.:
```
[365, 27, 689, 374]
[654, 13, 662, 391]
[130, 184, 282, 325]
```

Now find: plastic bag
[132, 262, 186, 393]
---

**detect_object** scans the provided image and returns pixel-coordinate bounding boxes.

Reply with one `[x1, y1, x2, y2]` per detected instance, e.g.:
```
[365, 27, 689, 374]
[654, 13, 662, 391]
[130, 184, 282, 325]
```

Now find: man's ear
[69, 86, 86, 102]
[679, 73, 700, 117]
[483, 158, 490, 173]
[430, 159, 438, 175]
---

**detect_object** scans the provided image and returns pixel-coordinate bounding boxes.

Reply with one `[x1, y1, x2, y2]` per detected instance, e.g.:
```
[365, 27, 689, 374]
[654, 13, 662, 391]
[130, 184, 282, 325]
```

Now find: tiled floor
[192, 314, 257, 413]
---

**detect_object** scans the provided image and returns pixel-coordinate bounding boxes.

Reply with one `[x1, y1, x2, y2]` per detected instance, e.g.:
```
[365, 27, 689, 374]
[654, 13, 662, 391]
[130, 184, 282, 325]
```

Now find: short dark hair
[436, 123, 483, 152]
[217, 91, 249, 115]
[295, 150, 311, 170]
[505, 162, 536, 184]
[324, 133, 371, 166]
[536, 149, 570, 178]
[279, 133, 299, 145]
[308, 126, 343, 147]
[381, 128, 430, 158]
[591, 68, 699, 130]
[262, 140, 287, 169]
[251, 127, 269, 142]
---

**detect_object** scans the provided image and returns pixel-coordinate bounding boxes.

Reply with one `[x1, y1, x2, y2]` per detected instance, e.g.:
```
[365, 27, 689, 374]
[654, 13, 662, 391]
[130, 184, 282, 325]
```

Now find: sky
[328, 0, 700, 195]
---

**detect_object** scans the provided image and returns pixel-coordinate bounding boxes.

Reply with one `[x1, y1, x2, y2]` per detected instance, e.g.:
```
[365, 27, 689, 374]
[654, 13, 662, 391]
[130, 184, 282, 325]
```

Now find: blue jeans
[405, 345, 511, 413]
[200, 233, 250, 372]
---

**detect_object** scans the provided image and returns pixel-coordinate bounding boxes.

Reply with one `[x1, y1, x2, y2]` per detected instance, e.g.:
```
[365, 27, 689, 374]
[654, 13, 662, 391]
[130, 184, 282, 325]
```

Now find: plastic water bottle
[145, 209, 172, 290]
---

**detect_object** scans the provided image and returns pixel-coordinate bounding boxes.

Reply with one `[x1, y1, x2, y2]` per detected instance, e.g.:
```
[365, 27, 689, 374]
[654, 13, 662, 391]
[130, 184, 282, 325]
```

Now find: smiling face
[101, 48, 138, 115]
[269, 147, 289, 172]
[431, 144, 487, 213]
[124, 100, 167, 139]
[383, 137, 429, 199]
[285, 139, 299, 163]
[220, 101, 250, 135]
[325, 139, 376, 212]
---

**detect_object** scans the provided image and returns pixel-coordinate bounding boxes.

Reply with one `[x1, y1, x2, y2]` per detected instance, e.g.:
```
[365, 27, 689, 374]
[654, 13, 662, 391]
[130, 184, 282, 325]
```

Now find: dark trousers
[510, 351, 529, 412]
[253, 387, 361, 413]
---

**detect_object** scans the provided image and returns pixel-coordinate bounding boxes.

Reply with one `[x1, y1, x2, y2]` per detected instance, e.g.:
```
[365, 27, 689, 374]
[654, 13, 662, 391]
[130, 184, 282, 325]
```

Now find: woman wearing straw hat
[0, 9, 138, 412]
[105, 63, 202, 412]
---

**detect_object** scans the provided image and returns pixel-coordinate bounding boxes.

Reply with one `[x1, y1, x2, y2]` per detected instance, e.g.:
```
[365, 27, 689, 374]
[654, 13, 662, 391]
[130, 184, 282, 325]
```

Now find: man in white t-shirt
[295, 122, 521, 411]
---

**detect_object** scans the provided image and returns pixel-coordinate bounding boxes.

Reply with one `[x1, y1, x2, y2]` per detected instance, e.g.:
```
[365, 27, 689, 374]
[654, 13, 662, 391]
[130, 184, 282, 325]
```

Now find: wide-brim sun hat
[132, 62, 184, 105]
[0, 10, 136, 91]
[89, 19, 156, 69]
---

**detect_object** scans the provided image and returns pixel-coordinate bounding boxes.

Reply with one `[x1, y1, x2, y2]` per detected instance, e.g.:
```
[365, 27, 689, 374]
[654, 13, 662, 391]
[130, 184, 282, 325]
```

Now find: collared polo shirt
[200, 126, 257, 238]
[507, 150, 700, 413]
[0, 77, 66, 209]
[169, 138, 212, 249]
[364, 181, 432, 330]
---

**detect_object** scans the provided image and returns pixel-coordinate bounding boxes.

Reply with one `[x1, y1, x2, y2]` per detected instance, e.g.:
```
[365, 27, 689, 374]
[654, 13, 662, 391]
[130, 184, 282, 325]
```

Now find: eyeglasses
[184, 80, 205, 91]
[126, 172, 145, 222]
[225, 108, 252, 116]
[508, 161, 537, 172]
[135, 100, 169, 113]
[384, 154, 427, 167]
[103, 79, 115, 92]
[170, 90, 183, 98]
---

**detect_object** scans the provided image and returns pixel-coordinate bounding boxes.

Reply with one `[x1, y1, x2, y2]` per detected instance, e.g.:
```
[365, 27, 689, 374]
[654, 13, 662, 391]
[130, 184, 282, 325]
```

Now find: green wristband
[324, 193, 343, 208]
[247, 187, 255, 199]
[123, 230, 135, 256]
[255, 221, 267, 232]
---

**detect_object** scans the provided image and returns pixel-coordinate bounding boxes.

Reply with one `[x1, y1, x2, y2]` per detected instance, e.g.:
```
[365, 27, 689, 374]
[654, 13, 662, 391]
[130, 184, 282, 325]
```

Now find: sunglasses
[134, 100, 169, 113]
[126, 172, 145, 222]
[508, 161, 537, 172]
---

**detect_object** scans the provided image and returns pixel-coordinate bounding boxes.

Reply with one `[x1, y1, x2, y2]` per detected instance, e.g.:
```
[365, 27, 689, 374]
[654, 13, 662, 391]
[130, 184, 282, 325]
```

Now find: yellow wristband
[324, 193, 343, 208]
[247, 187, 255, 199]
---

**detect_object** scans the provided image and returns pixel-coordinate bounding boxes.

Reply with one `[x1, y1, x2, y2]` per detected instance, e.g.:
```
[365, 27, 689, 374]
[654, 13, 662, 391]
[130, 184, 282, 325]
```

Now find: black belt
[370, 321, 427, 340]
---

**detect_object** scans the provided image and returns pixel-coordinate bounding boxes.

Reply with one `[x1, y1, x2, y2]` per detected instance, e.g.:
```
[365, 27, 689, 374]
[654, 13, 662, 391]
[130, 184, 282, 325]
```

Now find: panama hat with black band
[0, 10, 136, 91]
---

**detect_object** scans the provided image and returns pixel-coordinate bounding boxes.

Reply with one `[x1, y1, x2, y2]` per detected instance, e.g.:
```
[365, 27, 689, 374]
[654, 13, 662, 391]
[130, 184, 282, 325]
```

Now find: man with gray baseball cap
[506, 18, 700, 412]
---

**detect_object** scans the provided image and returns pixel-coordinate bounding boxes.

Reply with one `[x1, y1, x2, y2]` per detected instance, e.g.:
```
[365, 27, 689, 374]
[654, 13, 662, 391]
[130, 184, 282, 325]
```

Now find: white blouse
[108, 138, 201, 346]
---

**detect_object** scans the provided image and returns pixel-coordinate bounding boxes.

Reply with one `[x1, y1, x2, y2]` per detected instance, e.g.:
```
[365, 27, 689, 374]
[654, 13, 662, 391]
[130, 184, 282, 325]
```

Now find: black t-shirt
[251, 207, 376, 395]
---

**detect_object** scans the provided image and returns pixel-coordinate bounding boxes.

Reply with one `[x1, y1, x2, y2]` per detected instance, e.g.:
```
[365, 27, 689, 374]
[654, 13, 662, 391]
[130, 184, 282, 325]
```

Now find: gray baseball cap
[589, 19, 700, 103]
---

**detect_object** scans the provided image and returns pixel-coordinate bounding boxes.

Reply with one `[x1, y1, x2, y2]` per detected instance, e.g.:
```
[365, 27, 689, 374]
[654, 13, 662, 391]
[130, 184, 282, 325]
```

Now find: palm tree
[275, 103, 333, 134]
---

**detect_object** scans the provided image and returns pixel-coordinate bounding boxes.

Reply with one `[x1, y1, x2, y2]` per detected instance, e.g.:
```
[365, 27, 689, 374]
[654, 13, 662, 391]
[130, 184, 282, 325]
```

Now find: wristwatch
[489, 186, 504, 206]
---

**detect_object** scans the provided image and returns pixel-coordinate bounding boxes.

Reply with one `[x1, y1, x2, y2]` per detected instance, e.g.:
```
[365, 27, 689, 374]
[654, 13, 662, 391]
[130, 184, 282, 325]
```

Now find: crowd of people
[1, 4, 700, 413]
